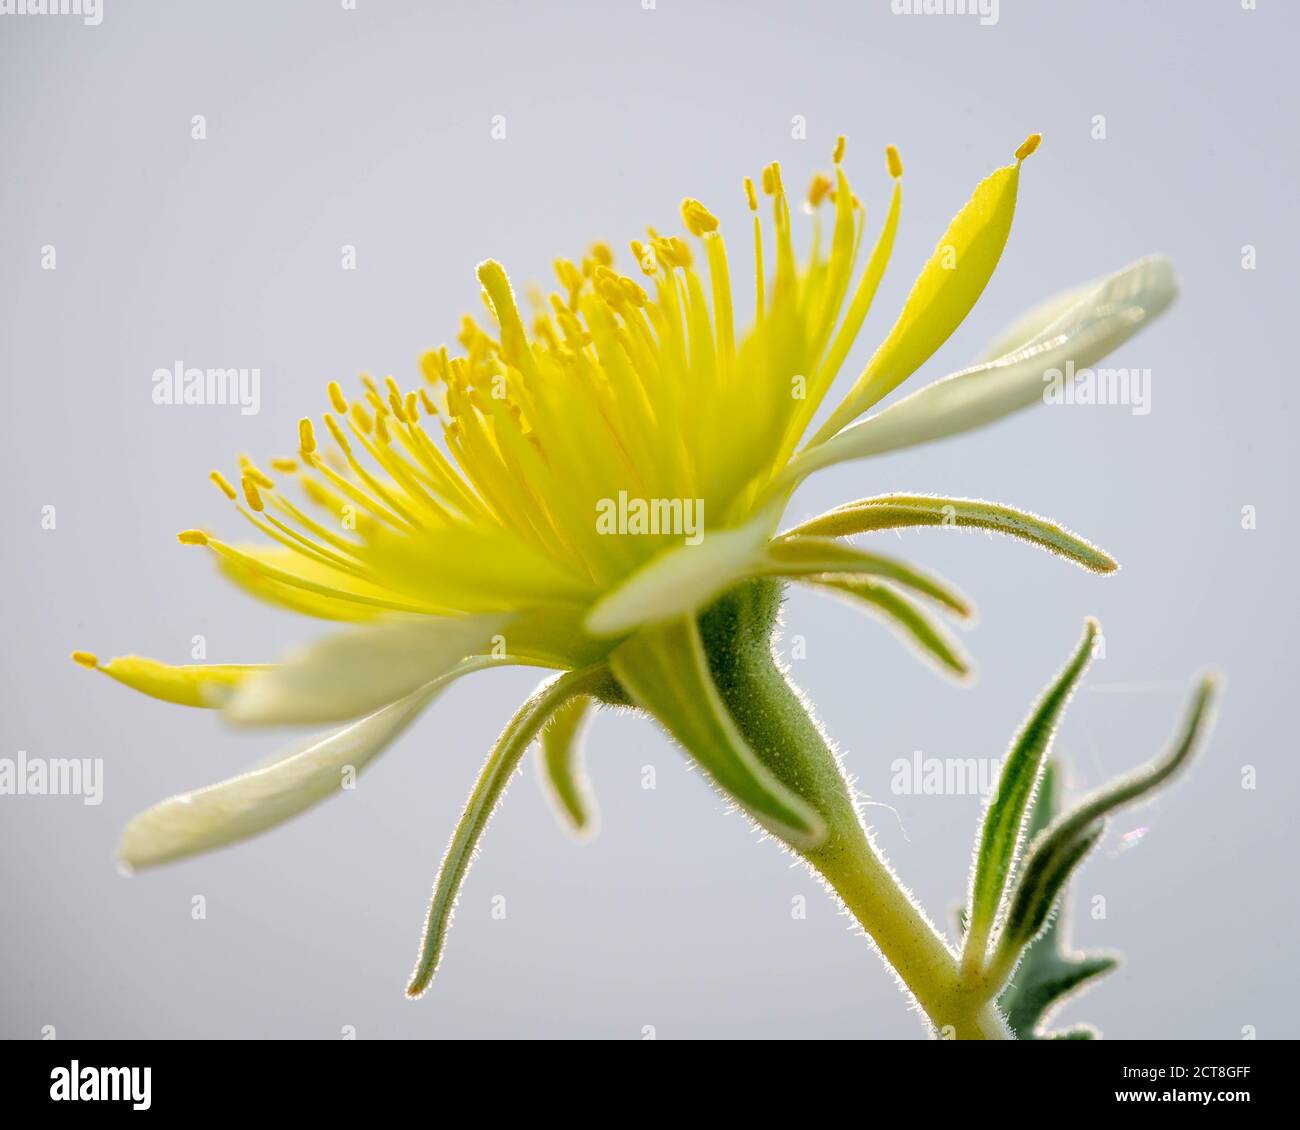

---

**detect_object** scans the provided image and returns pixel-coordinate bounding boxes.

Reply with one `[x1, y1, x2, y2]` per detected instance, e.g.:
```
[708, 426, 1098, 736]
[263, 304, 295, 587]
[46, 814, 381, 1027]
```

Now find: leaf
[609, 617, 825, 849]
[764, 536, 972, 618]
[963, 620, 1098, 965]
[406, 664, 610, 998]
[782, 494, 1117, 574]
[538, 695, 597, 834]
[996, 675, 1219, 965]
[798, 576, 971, 680]
[995, 762, 1119, 1040]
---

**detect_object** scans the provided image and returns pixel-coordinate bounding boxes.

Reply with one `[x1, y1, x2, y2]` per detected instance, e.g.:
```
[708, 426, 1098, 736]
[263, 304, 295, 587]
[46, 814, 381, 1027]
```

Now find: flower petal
[223, 614, 509, 726]
[119, 677, 458, 870]
[73, 653, 268, 708]
[812, 135, 1040, 442]
[785, 256, 1178, 483]
[584, 505, 779, 637]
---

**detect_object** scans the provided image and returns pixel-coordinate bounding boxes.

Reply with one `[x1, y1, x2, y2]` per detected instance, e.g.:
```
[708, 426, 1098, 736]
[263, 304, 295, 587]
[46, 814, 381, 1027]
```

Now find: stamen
[269, 457, 298, 473]
[298, 418, 316, 455]
[680, 198, 719, 236]
[178, 529, 210, 546]
[71, 650, 99, 669]
[887, 144, 903, 179]
[1015, 133, 1042, 161]
[241, 475, 264, 512]
[833, 135, 846, 165]
[209, 470, 237, 500]
[328, 381, 348, 414]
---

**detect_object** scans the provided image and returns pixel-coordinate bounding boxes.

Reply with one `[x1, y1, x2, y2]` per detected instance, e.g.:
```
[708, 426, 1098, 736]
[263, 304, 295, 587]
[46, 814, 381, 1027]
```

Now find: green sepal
[610, 616, 826, 849]
[798, 575, 971, 680]
[539, 694, 597, 834]
[405, 664, 611, 998]
[782, 494, 1117, 574]
[764, 535, 973, 618]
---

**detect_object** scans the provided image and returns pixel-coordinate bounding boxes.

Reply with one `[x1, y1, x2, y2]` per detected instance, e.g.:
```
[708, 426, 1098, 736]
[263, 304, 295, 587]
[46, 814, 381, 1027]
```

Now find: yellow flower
[77, 133, 1177, 998]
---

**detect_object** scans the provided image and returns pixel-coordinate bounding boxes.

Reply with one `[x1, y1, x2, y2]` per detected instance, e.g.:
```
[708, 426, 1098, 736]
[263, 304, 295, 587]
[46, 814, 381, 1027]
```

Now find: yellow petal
[73, 653, 268, 708]
[814, 134, 1039, 441]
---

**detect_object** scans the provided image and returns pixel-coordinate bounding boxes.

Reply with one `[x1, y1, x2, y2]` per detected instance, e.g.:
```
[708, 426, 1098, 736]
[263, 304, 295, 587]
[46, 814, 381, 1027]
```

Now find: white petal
[119, 679, 450, 870]
[785, 256, 1178, 482]
[584, 507, 779, 637]
[223, 614, 507, 725]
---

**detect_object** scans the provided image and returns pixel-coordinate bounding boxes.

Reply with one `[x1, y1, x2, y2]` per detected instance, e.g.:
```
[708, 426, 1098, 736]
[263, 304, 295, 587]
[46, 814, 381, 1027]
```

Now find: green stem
[697, 579, 1011, 1040]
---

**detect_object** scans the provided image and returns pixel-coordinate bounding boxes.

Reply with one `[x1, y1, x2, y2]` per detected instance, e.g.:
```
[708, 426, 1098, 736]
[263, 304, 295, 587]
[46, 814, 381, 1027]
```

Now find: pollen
[681, 198, 719, 236]
[328, 381, 348, 414]
[832, 135, 846, 165]
[298, 418, 316, 454]
[177, 529, 209, 546]
[71, 650, 99, 669]
[886, 145, 903, 179]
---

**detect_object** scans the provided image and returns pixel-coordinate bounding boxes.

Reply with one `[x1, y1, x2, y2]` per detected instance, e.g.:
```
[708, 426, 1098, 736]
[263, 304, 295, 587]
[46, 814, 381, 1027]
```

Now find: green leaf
[995, 675, 1219, 971]
[798, 576, 971, 680]
[995, 763, 1119, 1039]
[963, 621, 1098, 966]
[609, 617, 826, 849]
[764, 536, 973, 618]
[782, 494, 1117, 574]
[538, 695, 597, 834]
[405, 664, 610, 998]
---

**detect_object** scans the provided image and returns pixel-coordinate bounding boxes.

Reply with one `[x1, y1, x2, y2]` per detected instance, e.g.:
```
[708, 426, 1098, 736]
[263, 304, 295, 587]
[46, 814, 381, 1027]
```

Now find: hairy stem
[697, 579, 1010, 1040]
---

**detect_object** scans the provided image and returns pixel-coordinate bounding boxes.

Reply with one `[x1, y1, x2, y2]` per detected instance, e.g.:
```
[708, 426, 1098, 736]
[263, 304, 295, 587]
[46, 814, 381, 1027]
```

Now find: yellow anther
[374, 410, 390, 444]
[404, 391, 418, 420]
[833, 135, 846, 165]
[618, 276, 648, 307]
[630, 240, 657, 275]
[241, 475, 264, 512]
[269, 457, 298, 473]
[71, 650, 99, 669]
[298, 418, 316, 454]
[886, 145, 903, 179]
[209, 470, 237, 500]
[761, 162, 784, 197]
[243, 464, 274, 490]
[807, 173, 833, 208]
[554, 259, 583, 294]
[743, 176, 758, 211]
[349, 401, 373, 434]
[680, 198, 720, 236]
[177, 529, 209, 546]
[328, 381, 348, 414]
[324, 413, 351, 453]
[1015, 133, 1042, 161]
[388, 391, 407, 421]
[596, 276, 624, 306]
[589, 241, 614, 267]
[419, 388, 438, 415]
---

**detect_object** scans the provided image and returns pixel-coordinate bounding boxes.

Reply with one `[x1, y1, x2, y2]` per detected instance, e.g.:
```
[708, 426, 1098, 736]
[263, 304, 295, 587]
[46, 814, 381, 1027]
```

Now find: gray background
[1, 0, 1295, 1039]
